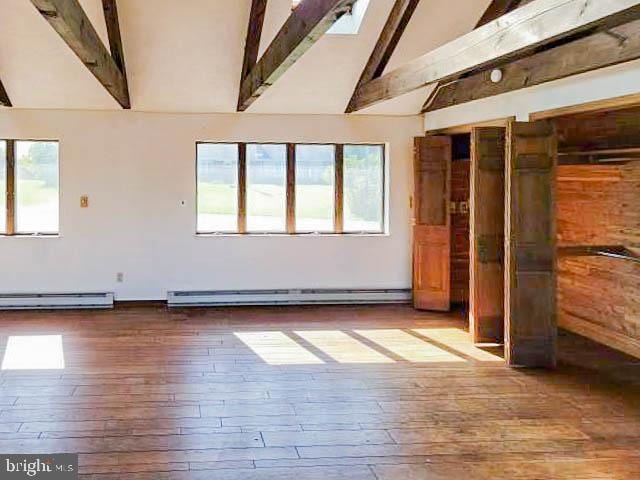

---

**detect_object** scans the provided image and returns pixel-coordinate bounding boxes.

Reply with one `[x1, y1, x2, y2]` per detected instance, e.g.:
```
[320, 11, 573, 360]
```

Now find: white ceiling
[0, 0, 491, 114]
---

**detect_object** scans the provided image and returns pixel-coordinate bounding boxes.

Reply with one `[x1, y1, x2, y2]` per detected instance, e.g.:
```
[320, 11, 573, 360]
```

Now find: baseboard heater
[167, 289, 412, 307]
[0, 292, 114, 310]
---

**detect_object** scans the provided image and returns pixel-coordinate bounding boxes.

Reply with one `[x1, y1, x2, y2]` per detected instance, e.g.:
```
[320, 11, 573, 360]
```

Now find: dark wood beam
[348, 0, 640, 112]
[240, 0, 268, 84]
[345, 0, 421, 113]
[102, 0, 128, 84]
[476, 0, 521, 27]
[30, 0, 130, 108]
[238, 0, 357, 111]
[420, 0, 522, 113]
[0, 78, 11, 107]
[424, 19, 640, 113]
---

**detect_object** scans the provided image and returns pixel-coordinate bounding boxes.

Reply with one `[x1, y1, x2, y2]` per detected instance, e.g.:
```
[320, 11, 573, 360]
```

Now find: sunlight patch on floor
[234, 331, 324, 365]
[354, 329, 465, 363]
[1, 335, 65, 370]
[412, 328, 504, 362]
[295, 330, 395, 364]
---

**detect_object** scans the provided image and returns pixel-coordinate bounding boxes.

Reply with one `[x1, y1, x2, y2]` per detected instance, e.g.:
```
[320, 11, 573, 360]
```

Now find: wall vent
[167, 288, 411, 307]
[0, 292, 114, 310]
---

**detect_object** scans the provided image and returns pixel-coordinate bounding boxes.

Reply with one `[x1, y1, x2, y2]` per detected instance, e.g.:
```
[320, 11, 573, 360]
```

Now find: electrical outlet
[116, 272, 124, 283]
[80, 195, 89, 208]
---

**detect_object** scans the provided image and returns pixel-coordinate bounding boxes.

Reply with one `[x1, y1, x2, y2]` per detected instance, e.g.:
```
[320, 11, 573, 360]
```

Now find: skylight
[292, 0, 370, 35]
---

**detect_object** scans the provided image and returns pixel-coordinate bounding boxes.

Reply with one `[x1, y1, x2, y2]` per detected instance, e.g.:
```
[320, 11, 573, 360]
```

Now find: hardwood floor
[0, 304, 639, 479]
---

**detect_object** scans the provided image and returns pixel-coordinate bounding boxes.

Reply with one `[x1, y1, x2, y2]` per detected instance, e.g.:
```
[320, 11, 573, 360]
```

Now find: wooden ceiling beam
[102, 0, 128, 85]
[347, 0, 640, 112]
[0, 79, 11, 107]
[418, 0, 523, 113]
[30, 0, 130, 109]
[345, 0, 421, 113]
[238, 0, 357, 112]
[476, 0, 522, 28]
[423, 19, 640, 113]
[240, 0, 268, 84]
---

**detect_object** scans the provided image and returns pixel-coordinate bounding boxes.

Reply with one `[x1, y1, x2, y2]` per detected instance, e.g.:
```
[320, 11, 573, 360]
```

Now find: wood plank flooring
[0, 304, 639, 479]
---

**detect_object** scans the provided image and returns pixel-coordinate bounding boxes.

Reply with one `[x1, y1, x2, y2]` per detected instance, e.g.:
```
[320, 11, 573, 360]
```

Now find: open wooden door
[413, 136, 451, 311]
[470, 127, 506, 343]
[505, 120, 557, 368]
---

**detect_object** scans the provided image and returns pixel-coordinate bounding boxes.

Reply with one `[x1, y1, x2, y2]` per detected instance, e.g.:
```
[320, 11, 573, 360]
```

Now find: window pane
[247, 144, 287, 232]
[197, 143, 239, 232]
[16, 141, 59, 234]
[295, 145, 335, 232]
[0, 141, 5, 233]
[343, 144, 384, 233]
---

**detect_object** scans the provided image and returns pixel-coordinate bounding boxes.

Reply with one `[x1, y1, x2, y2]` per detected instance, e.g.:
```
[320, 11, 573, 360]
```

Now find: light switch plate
[80, 195, 89, 208]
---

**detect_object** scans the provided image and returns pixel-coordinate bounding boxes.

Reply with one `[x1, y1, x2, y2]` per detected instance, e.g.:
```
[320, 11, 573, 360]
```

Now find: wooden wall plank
[555, 105, 640, 153]
[450, 159, 470, 305]
[505, 121, 557, 368]
[557, 161, 640, 358]
[413, 136, 451, 311]
[470, 127, 506, 344]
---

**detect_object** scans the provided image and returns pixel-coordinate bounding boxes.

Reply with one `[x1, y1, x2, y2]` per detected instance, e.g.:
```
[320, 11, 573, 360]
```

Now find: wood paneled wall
[556, 106, 640, 152]
[450, 159, 470, 304]
[557, 161, 640, 357]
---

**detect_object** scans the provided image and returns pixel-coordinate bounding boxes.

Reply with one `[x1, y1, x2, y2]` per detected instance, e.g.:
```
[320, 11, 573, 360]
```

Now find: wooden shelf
[558, 245, 640, 264]
[558, 147, 640, 156]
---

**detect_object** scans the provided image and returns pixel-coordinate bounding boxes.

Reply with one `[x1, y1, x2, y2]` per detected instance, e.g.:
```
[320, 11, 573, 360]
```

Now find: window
[326, 0, 370, 35]
[247, 144, 288, 233]
[197, 143, 239, 233]
[1, 140, 59, 236]
[292, 0, 370, 35]
[295, 144, 335, 233]
[343, 144, 384, 233]
[196, 142, 385, 235]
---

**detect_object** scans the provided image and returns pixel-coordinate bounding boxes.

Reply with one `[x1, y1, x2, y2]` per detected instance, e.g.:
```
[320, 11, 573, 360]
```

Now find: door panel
[505, 120, 557, 368]
[470, 127, 506, 343]
[413, 136, 451, 311]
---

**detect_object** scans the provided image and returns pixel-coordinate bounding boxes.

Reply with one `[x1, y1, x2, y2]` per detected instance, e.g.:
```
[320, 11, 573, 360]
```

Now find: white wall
[0, 110, 421, 300]
[424, 59, 640, 131]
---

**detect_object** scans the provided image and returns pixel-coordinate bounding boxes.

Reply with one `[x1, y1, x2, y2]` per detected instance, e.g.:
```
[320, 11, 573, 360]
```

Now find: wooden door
[413, 136, 451, 311]
[505, 120, 557, 368]
[470, 127, 506, 343]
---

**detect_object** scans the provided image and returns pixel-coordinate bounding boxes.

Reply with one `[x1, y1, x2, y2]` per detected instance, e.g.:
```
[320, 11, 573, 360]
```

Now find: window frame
[294, 143, 338, 235]
[0, 138, 60, 237]
[342, 143, 387, 234]
[245, 142, 290, 234]
[196, 141, 386, 236]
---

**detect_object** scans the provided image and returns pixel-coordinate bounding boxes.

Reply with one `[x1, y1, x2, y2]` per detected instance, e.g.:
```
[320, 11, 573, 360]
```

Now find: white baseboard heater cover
[168, 289, 412, 307]
[0, 292, 114, 310]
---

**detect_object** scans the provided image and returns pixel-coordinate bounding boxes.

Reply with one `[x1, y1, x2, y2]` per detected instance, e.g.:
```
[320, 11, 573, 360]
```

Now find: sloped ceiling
[0, 0, 491, 114]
